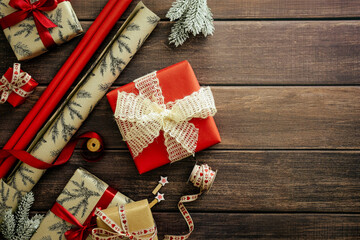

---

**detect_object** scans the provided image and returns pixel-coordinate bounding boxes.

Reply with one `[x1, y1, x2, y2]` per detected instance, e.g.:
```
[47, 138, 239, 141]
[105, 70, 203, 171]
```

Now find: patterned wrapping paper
[0, 179, 22, 222]
[30, 168, 133, 240]
[7, 1, 160, 193]
[0, 0, 83, 60]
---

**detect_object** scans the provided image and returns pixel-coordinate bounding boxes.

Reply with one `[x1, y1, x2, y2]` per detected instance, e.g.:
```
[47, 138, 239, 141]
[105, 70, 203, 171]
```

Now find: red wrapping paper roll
[0, 0, 132, 178]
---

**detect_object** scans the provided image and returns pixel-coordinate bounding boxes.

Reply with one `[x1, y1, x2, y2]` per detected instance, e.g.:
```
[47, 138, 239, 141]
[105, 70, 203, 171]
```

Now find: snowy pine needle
[166, 0, 215, 46]
[1, 192, 43, 240]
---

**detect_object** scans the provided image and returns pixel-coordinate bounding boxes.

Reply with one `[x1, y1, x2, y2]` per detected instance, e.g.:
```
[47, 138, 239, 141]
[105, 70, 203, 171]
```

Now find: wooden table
[1, 0, 360, 239]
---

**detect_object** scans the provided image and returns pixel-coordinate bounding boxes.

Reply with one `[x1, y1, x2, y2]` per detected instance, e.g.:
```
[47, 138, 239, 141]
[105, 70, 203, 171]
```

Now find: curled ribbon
[92, 206, 157, 240]
[0, 0, 66, 49]
[114, 72, 217, 162]
[164, 163, 217, 240]
[0, 63, 33, 104]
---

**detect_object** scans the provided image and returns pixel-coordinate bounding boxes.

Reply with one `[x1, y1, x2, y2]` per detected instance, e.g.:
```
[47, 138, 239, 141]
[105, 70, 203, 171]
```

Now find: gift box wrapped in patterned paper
[0, 0, 83, 61]
[30, 168, 132, 240]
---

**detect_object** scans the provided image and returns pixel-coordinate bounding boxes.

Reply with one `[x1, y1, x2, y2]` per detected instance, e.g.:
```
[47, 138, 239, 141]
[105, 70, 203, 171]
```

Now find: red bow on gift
[0, 0, 66, 48]
[51, 202, 95, 240]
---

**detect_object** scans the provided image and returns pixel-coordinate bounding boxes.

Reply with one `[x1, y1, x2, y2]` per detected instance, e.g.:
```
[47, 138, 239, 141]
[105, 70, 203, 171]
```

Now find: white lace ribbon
[114, 72, 217, 162]
[0, 63, 33, 104]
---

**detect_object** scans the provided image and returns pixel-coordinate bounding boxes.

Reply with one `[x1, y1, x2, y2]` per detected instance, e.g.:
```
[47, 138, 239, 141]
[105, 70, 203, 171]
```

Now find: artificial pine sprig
[1, 192, 43, 240]
[166, 0, 215, 46]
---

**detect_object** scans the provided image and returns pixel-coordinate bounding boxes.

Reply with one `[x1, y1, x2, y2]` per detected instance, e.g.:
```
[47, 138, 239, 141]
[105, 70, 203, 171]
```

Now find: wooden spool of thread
[81, 138, 104, 161]
[87, 138, 102, 152]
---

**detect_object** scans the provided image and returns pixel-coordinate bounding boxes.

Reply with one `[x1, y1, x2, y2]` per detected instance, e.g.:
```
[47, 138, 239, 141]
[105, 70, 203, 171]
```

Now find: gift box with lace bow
[107, 60, 221, 174]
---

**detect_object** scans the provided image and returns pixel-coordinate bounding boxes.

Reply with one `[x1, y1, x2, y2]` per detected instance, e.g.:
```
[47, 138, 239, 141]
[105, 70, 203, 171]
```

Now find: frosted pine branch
[166, 0, 214, 46]
[1, 192, 44, 240]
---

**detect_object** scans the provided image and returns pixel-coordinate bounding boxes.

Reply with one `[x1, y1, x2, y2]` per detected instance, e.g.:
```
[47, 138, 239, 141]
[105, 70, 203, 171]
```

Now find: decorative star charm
[159, 176, 169, 186]
[155, 192, 165, 202]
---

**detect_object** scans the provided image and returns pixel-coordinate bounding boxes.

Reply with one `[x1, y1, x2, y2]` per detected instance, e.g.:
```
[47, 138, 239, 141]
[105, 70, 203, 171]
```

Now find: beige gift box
[95, 199, 158, 240]
[0, 0, 83, 60]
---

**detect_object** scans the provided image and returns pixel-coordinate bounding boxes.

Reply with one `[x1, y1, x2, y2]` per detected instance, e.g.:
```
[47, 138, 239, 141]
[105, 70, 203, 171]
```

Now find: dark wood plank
[30, 150, 360, 212]
[29, 211, 360, 239]
[71, 0, 360, 20]
[2, 21, 360, 86]
[152, 213, 360, 240]
[2, 86, 359, 149]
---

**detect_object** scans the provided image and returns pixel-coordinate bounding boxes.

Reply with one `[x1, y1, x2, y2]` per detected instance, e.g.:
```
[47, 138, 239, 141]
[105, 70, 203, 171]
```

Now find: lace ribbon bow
[0, 63, 33, 104]
[114, 72, 217, 162]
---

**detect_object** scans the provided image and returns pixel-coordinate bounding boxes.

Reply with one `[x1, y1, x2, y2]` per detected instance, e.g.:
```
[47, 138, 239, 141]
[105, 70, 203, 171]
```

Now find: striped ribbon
[92, 206, 157, 240]
[163, 163, 217, 240]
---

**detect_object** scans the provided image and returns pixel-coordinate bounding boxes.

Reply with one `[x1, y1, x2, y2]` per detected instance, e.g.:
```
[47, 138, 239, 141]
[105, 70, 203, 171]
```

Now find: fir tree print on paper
[13, 42, 32, 57]
[117, 35, 132, 54]
[32, 137, 47, 152]
[47, 214, 71, 240]
[109, 49, 126, 76]
[147, 16, 159, 25]
[68, 6, 82, 34]
[50, 112, 77, 143]
[81, 170, 106, 192]
[49, 92, 91, 143]
[98, 82, 113, 92]
[14, 23, 35, 37]
[0, 181, 11, 217]
[9, 165, 35, 193]
[0, 0, 7, 8]
[99, 57, 108, 77]
[126, 23, 140, 31]
[57, 180, 100, 218]
[77, 89, 92, 99]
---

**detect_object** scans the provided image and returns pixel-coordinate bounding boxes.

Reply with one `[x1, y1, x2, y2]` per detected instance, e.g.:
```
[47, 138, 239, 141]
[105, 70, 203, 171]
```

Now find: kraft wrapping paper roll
[7, 1, 160, 193]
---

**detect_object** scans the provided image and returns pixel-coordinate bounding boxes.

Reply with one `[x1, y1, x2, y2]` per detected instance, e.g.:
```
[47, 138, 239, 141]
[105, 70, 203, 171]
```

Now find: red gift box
[107, 60, 221, 174]
[1, 65, 38, 107]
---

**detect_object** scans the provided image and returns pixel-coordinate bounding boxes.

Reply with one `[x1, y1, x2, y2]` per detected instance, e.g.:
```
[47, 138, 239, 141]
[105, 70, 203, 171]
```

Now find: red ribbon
[0, 131, 103, 170]
[51, 186, 118, 240]
[0, 0, 67, 49]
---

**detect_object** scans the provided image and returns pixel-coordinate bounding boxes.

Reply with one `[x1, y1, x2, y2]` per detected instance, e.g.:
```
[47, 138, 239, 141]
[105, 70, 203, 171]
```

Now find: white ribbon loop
[114, 72, 217, 162]
[0, 63, 33, 104]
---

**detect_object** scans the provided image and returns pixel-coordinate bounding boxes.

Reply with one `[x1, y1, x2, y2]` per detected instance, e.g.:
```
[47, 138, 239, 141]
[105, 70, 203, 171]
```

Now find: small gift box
[92, 199, 158, 240]
[1, 63, 38, 107]
[107, 60, 221, 174]
[30, 168, 132, 240]
[0, 0, 83, 61]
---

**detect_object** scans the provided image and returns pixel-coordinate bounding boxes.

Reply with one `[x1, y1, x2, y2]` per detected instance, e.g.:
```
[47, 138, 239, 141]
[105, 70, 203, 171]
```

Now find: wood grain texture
[1, 86, 359, 149]
[29, 211, 360, 239]
[30, 150, 360, 212]
[152, 213, 360, 240]
[2, 21, 360, 86]
[70, 0, 360, 20]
